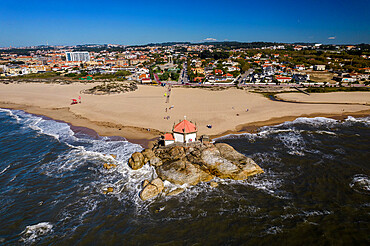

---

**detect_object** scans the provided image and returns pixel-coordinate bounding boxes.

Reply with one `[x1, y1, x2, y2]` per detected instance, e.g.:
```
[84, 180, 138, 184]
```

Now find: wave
[2, 109, 369, 243]
[0, 108, 21, 122]
[350, 174, 370, 194]
[345, 116, 370, 125]
[20, 222, 53, 243]
[0, 109, 159, 233]
[0, 164, 10, 175]
[215, 116, 370, 142]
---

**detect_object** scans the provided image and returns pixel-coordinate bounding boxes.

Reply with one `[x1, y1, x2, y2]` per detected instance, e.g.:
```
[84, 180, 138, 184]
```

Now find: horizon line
[1, 40, 368, 49]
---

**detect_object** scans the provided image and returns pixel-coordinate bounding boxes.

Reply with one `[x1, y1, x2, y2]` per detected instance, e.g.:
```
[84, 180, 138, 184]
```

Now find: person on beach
[78, 96, 81, 103]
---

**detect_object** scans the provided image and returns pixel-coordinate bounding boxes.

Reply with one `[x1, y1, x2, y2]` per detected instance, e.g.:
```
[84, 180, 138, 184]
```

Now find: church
[163, 118, 197, 146]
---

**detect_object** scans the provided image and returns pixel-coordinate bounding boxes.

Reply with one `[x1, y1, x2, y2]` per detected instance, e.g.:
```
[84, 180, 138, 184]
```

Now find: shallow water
[0, 109, 369, 245]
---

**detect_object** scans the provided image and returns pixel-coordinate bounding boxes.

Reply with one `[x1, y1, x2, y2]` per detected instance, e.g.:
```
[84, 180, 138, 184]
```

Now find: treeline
[0, 47, 54, 55]
[199, 50, 230, 60]
[197, 41, 285, 49]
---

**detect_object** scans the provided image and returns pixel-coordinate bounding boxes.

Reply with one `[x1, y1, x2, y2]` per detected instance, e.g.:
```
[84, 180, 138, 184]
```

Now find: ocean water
[0, 109, 369, 245]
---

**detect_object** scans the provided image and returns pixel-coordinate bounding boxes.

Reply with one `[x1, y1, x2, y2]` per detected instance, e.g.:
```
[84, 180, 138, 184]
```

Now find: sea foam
[20, 222, 53, 243]
[350, 174, 370, 194]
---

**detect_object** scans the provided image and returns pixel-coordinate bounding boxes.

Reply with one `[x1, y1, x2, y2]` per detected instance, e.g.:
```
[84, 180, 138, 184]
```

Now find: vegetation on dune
[83, 81, 138, 95]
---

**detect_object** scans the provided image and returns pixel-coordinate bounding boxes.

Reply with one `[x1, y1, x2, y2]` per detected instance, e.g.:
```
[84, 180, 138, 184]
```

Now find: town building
[313, 65, 326, 71]
[65, 52, 90, 62]
[293, 74, 310, 83]
[275, 75, 292, 83]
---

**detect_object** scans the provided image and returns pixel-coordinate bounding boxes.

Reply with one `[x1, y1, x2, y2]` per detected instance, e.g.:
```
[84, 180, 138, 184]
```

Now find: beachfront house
[313, 65, 326, 71]
[163, 119, 197, 146]
[275, 75, 292, 83]
[164, 133, 175, 146]
[293, 74, 310, 83]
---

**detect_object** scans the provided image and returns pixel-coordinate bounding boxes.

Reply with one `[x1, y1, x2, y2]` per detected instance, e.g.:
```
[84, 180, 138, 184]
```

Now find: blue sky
[0, 0, 369, 46]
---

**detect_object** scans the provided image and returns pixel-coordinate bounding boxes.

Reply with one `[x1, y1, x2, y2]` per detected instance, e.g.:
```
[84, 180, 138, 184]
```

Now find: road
[178, 61, 189, 84]
[235, 68, 254, 84]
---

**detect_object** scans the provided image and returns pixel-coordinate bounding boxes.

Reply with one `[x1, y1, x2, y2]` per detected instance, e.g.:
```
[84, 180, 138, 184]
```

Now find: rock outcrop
[140, 178, 164, 200]
[103, 163, 117, 170]
[128, 152, 145, 170]
[200, 143, 263, 180]
[130, 141, 264, 200]
[156, 160, 213, 186]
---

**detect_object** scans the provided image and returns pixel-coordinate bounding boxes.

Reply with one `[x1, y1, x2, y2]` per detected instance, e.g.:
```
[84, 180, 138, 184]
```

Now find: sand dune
[0, 83, 369, 143]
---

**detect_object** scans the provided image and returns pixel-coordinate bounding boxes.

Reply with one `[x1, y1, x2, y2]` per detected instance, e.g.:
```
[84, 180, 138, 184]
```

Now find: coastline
[211, 109, 370, 139]
[0, 83, 369, 147]
[1, 101, 369, 147]
[0, 102, 160, 148]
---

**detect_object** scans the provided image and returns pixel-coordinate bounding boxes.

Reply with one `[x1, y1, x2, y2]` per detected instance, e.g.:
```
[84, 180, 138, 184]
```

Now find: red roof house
[163, 119, 198, 146]
[164, 133, 175, 141]
[215, 69, 223, 75]
[173, 119, 197, 134]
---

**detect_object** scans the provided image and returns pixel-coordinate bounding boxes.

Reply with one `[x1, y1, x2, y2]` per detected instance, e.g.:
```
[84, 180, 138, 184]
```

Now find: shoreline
[0, 102, 160, 148]
[211, 110, 370, 139]
[1, 101, 369, 147]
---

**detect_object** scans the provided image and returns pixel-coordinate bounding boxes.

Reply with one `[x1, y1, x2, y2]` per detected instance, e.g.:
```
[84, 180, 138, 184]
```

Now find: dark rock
[150, 157, 163, 167]
[140, 178, 164, 200]
[200, 147, 240, 179]
[169, 146, 186, 160]
[156, 160, 213, 186]
[128, 141, 264, 200]
[141, 148, 155, 164]
[103, 163, 117, 169]
[128, 152, 145, 170]
[215, 143, 246, 161]
[166, 188, 185, 196]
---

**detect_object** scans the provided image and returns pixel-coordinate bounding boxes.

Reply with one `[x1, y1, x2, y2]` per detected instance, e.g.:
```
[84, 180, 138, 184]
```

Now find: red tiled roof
[276, 76, 292, 80]
[173, 119, 197, 134]
[164, 133, 175, 141]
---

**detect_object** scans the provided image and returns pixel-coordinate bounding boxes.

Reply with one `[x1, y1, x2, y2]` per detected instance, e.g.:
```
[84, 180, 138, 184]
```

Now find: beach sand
[0, 83, 369, 146]
[276, 91, 370, 104]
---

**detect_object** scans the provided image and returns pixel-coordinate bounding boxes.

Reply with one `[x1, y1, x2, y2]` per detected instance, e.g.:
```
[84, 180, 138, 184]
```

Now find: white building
[163, 119, 197, 146]
[164, 133, 175, 146]
[65, 52, 90, 62]
[0, 65, 8, 73]
[313, 65, 326, 71]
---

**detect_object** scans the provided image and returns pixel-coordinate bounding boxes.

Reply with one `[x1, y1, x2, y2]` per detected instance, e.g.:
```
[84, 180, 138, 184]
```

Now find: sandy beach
[276, 92, 370, 104]
[0, 83, 369, 145]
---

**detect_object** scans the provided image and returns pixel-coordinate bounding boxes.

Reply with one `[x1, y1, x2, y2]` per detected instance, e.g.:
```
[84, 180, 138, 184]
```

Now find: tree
[171, 72, 179, 81]
[242, 64, 250, 72]
[115, 70, 131, 77]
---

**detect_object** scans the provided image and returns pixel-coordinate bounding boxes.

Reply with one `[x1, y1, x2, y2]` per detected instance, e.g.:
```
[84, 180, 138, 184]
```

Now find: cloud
[204, 38, 217, 41]
[328, 36, 336, 40]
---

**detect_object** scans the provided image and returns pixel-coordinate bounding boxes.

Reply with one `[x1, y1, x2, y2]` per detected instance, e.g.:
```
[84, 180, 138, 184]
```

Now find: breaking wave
[1, 109, 369, 244]
[20, 222, 53, 243]
[350, 174, 370, 194]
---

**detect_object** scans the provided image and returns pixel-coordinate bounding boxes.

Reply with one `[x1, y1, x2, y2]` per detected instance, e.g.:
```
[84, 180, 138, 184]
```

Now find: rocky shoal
[128, 142, 264, 201]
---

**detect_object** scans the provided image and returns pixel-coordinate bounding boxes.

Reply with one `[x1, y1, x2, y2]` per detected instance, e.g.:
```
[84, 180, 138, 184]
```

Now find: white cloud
[328, 36, 336, 40]
[204, 38, 217, 41]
